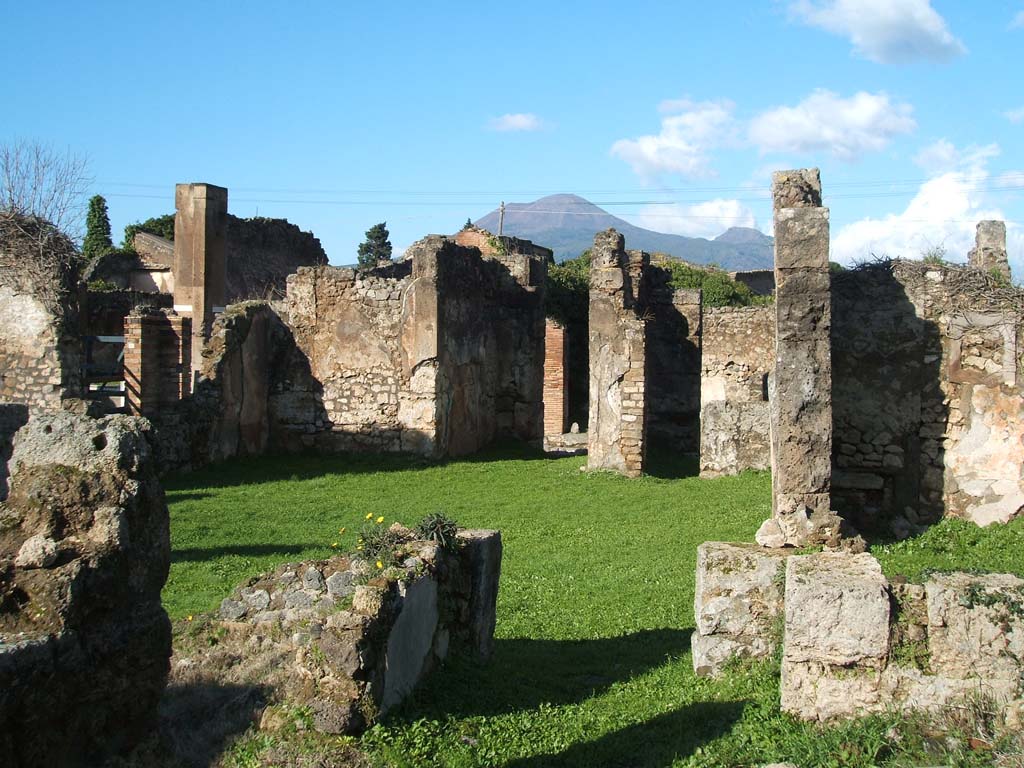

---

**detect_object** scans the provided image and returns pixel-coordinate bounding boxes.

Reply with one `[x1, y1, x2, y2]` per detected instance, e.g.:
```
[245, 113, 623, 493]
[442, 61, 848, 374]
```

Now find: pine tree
[357, 222, 392, 267]
[83, 194, 112, 261]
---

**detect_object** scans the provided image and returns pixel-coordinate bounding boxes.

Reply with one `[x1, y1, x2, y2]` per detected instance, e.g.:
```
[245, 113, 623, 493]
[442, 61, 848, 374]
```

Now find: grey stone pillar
[757, 170, 860, 549]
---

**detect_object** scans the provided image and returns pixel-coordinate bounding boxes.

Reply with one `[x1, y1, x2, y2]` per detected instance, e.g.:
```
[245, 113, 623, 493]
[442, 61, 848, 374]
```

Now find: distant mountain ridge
[474, 194, 773, 270]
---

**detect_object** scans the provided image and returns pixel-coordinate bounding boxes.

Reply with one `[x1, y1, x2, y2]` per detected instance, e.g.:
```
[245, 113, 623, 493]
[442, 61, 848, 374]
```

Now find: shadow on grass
[171, 544, 319, 564]
[644, 449, 700, 480]
[111, 682, 267, 768]
[393, 629, 692, 720]
[504, 700, 746, 768]
[163, 440, 556, 494]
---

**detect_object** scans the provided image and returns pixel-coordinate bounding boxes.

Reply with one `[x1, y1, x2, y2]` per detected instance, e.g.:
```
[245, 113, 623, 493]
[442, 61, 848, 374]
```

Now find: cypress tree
[83, 194, 112, 261]
[357, 222, 392, 267]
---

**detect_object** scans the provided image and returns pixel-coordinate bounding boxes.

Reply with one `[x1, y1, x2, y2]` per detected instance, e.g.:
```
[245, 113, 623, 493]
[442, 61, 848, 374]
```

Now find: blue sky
[3, 1, 1023, 271]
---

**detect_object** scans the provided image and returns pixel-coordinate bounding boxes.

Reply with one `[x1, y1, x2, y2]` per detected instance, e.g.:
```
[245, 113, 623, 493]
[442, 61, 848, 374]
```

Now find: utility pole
[498, 201, 505, 236]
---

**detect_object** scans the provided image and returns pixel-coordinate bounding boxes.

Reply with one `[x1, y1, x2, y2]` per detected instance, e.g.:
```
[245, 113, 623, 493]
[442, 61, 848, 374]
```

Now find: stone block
[455, 529, 502, 661]
[926, 572, 1024, 680]
[692, 543, 789, 676]
[783, 552, 889, 667]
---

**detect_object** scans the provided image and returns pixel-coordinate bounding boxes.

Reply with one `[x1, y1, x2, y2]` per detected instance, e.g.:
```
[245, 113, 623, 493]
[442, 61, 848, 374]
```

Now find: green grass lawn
[163, 444, 1024, 767]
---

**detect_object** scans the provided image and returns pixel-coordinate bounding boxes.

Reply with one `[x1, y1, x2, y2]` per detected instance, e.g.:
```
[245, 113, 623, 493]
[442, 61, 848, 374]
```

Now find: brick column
[124, 310, 191, 417]
[587, 229, 648, 477]
[173, 182, 228, 382]
[543, 319, 569, 436]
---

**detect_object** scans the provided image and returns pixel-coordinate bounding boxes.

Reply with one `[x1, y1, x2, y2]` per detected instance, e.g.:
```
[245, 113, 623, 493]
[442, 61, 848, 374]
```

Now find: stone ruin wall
[645, 273, 701, 453]
[699, 306, 774, 477]
[146, 234, 547, 470]
[0, 219, 81, 412]
[693, 543, 1024, 723]
[436, 237, 546, 454]
[832, 260, 1024, 531]
[208, 528, 502, 735]
[0, 413, 171, 766]
[283, 260, 429, 454]
[587, 230, 648, 477]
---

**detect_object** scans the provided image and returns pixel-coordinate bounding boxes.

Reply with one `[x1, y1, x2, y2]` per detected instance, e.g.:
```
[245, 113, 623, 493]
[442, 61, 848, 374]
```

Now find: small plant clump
[415, 511, 459, 552]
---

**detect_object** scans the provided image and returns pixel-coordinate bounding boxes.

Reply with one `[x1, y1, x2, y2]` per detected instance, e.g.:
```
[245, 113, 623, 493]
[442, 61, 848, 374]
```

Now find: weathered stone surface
[700, 306, 773, 478]
[381, 576, 439, 712]
[0, 214, 82, 411]
[455, 529, 502, 661]
[968, 220, 1010, 281]
[780, 554, 1024, 722]
[0, 413, 171, 766]
[195, 528, 502, 736]
[926, 572, 1024, 680]
[13, 534, 58, 569]
[588, 230, 647, 477]
[783, 552, 889, 668]
[692, 542, 789, 676]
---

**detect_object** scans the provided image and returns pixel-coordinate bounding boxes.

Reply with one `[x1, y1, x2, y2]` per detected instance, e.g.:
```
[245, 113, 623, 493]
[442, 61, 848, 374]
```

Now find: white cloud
[749, 89, 916, 160]
[488, 113, 543, 132]
[913, 140, 999, 175]
[789, 0, 966, 63]
[1012, 11, 1024, 29]
[610, 99, 736, 180]
[1005, 106, 1024, 124]
[635, 198, 758, 239]
[831, 141, 1024, 275]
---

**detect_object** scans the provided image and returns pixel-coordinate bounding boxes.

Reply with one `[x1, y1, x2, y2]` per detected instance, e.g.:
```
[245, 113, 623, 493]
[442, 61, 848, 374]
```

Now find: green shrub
[415, 511, 459, 551]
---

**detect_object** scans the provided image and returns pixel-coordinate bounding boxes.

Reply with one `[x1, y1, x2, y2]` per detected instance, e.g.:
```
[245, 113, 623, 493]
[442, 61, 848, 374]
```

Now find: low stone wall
[0, 413, 171, 766]
[693, 544, 1024, 722]
[205, 528, 501, 734]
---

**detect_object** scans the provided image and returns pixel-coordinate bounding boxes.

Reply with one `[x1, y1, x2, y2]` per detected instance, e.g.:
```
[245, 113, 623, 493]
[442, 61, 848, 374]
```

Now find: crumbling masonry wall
[587, 230, 648, 476]
[0, 413, 171, 766]
[645, 272, 701, 453]
[149, 234, 548, 470]
[0, 216, 81, 410]
[832, 260, 1024, 530]
[699, 306, 774, 477]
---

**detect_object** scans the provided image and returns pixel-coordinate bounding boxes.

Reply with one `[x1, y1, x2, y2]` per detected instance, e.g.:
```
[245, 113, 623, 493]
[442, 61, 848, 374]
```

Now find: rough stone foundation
[0, 413, 171, 766]
[693, 545, 1024, 723]
[206, 528, 501, 734]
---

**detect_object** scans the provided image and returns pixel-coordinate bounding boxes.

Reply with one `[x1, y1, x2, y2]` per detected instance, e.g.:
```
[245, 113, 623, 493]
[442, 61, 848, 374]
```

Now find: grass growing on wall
[162, 446, 1024, 767]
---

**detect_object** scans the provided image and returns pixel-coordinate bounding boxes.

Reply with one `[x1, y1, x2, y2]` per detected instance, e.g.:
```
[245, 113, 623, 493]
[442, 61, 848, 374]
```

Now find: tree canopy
[82, 194, 112, 261]
[357, 222, 392, 267]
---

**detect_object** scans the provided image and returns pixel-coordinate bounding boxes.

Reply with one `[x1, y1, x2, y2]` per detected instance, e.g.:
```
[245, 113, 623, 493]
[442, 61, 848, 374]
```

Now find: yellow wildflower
[365, 513, 373, 520]
[376, 560, 383, 569]
[331, 542, 338, 548]
[186, 615, 193, 622]
[376, 516, 384, 524]
[339, 527, 346, 534]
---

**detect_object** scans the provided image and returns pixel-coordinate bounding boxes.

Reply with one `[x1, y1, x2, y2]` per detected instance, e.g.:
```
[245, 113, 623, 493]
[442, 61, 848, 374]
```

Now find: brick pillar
[124, 310, 191, 417]
[757, 169, 857, 549]
[173, 182, 227, 382]
[587, 229, 648, 477]
[543, 319, 569, 436]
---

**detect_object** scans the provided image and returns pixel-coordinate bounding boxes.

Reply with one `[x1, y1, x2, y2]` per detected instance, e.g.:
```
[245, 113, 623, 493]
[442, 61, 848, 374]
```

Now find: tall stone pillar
[968, 220, 1010, 281]
[587, 229, 647, 477]
[757, 170, 858, 549]
[173, 183, 227, 380]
